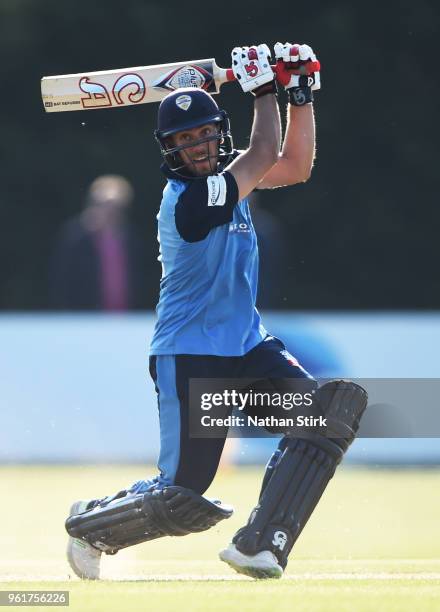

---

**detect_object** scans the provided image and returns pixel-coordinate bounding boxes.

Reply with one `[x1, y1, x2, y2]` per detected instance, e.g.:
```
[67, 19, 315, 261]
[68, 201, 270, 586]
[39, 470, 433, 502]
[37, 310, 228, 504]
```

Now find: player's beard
[191, 156, 218, 176]
[182, 143, 219, 177]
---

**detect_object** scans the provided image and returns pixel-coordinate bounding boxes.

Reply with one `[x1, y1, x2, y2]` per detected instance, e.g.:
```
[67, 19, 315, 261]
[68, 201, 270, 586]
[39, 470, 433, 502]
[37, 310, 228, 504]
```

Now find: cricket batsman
[66, 42, 368, 580]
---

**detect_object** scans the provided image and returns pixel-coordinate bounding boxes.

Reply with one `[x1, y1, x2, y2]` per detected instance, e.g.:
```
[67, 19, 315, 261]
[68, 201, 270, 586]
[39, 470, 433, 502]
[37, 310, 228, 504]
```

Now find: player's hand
[274, 42, 320, 106]
[231, 44, 276, 97]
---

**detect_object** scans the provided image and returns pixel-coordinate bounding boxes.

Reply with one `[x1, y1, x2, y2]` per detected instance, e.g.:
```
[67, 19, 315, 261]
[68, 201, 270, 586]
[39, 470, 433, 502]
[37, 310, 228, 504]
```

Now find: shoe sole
[219, 550, 283, 579]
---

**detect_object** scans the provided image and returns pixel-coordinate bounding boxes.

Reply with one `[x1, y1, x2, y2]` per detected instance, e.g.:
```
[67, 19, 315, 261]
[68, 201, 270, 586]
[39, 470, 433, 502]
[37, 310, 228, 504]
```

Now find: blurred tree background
[0, 0, 437, 310]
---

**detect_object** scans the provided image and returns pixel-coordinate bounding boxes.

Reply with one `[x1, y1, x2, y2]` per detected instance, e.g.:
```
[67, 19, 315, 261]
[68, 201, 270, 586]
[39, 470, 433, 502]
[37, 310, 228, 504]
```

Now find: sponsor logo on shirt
[229, 222, 251, 233]
[207, 175, 227, 207]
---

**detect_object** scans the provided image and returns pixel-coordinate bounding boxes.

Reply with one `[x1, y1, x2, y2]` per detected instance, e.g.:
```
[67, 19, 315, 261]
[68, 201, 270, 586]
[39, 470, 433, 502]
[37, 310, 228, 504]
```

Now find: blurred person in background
[50, 174, 147, 310]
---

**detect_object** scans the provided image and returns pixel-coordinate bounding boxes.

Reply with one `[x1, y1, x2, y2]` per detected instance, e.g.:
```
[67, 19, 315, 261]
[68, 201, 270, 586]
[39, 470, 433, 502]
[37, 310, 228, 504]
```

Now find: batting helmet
[155, 88, 233, 177]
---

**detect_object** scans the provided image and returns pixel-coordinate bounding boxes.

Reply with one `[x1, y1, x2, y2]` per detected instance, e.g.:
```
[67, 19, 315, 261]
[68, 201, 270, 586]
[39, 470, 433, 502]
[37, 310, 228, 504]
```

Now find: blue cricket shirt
[149, 163, 267, 356]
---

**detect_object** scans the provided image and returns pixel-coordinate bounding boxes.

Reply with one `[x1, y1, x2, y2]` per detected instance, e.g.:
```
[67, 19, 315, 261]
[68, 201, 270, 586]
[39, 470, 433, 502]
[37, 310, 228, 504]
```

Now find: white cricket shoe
[66, 501, 102, 580]
[219, 543, 283, 579]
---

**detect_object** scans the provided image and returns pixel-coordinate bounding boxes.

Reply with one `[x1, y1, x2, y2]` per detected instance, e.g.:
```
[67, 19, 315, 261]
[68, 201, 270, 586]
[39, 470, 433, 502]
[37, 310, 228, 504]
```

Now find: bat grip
[224, 61, 321, 83]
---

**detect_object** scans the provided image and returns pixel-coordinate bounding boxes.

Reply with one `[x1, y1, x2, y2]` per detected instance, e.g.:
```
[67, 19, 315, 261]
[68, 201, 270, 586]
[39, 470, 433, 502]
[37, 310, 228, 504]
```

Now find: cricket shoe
[66, 501, 102, 580]
[219, 543, 283, 579]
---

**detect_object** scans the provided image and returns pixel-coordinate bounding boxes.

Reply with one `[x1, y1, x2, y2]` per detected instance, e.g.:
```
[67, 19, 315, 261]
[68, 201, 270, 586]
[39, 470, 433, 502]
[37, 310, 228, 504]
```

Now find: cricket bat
[41, 59, 236, 113]
[41, 57, 320, 113]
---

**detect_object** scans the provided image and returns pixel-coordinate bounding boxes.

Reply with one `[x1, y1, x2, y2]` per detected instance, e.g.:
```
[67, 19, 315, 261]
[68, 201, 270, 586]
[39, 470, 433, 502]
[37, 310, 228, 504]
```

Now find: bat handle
[218, 61, 321, 85]
[225, 68, 235, 82]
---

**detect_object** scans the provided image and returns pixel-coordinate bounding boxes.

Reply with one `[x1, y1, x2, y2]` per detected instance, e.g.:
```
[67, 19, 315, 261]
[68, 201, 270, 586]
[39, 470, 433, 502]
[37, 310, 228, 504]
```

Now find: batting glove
[274, 42, 321, 106]
[231, 44, 277, 97]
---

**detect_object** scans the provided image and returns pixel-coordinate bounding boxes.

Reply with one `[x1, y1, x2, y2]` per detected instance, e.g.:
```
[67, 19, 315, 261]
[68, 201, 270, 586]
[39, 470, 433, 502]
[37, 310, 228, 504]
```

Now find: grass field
[1, 465, 440, 611]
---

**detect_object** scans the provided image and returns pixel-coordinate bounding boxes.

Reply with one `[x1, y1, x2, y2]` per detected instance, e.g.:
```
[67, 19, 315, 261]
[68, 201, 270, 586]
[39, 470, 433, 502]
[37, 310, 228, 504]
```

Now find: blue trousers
[149, 336, 315, 494]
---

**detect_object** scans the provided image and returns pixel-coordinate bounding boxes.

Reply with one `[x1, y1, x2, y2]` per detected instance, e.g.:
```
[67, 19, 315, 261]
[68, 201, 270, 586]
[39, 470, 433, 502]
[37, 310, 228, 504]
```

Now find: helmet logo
[175, 94, 192, 111]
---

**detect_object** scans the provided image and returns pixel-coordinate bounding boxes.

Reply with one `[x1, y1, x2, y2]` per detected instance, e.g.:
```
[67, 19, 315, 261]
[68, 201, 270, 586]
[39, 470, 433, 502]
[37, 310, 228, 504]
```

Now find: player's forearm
[249, 94, 281, 167]
[280, 103, 315, 181]
[227, 44, 281, 198]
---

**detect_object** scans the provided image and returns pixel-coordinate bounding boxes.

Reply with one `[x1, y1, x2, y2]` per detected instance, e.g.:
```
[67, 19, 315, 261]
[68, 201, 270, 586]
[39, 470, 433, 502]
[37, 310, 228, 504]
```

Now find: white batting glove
[274, 42, 321, 105]
[231, 44, 276, 97]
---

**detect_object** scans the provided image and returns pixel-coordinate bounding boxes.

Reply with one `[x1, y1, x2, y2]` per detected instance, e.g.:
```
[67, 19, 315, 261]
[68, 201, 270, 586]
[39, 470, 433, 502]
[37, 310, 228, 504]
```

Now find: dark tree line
[0, 0, 437, 309]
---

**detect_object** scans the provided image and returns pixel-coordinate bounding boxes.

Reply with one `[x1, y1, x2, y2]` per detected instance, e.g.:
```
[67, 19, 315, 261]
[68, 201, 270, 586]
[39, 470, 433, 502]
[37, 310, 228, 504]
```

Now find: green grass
[1, 465, 440, 611]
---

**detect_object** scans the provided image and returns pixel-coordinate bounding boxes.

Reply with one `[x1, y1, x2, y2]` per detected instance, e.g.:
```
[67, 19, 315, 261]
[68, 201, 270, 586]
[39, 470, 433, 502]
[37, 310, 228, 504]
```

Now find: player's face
[172, 123, 219, 176]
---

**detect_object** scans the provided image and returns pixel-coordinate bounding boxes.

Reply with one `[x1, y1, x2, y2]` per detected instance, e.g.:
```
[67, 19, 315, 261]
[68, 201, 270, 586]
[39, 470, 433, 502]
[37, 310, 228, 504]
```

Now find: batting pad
[66, 486, 233, 554]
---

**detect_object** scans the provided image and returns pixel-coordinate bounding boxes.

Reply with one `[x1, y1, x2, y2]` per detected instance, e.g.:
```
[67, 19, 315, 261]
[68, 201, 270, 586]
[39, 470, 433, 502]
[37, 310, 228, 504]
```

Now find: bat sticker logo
[175, 95, 192, 111]
[79, 77, 112, 109]
[153, 64, 214, 91]
[113, 74, 146, 105]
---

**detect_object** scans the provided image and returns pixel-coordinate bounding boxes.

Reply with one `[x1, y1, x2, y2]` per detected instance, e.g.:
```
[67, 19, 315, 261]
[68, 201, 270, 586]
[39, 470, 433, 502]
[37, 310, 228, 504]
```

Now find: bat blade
[41, 58, 233, 113]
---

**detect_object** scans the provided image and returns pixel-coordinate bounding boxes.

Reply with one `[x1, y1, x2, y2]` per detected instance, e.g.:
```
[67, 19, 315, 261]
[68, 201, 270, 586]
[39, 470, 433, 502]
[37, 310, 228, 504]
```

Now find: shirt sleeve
[174, 171, 239, 243]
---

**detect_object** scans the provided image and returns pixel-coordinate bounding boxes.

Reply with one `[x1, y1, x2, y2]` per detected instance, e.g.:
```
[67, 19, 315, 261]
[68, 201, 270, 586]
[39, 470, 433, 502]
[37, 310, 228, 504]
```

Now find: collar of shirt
[160, 163, 192, 182]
